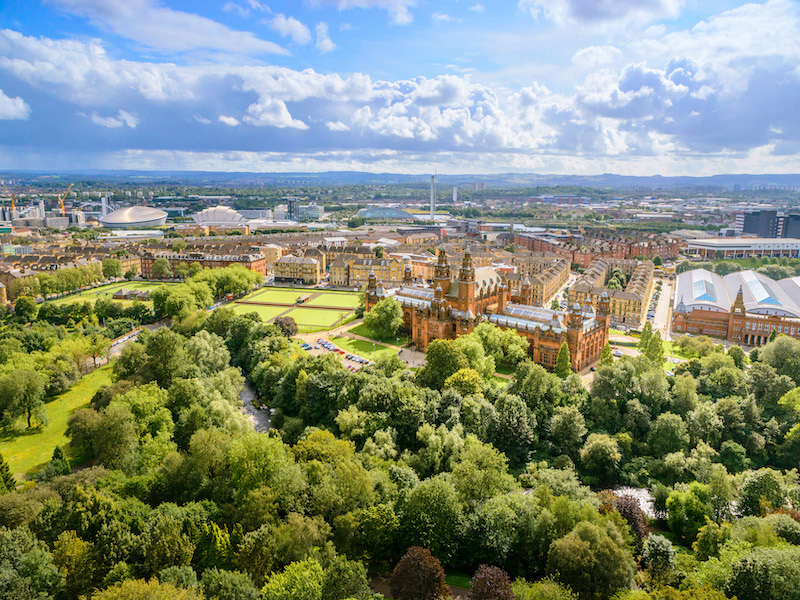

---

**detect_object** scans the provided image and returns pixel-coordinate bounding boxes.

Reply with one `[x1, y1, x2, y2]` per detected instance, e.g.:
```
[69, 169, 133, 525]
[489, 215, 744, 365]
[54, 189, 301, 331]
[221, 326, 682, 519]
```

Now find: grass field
[287, 307, 350, 328]
[48, 281, 166, 306]
[348, 323, 407, 345]
[240, 288, 309, 304]
[231, 303, 292, 321]
[0, 365, 113, 479]
[305, 293, 360, 309]
[331, 336, 398, 360]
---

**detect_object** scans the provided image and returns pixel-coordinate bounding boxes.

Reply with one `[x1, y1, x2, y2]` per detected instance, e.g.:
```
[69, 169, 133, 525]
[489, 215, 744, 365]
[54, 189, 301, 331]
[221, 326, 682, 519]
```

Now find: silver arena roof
[99, 206, 168, 229]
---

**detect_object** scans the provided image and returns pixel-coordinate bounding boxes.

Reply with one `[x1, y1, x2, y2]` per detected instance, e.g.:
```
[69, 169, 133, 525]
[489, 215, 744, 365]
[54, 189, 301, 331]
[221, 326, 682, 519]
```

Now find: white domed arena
[99, 206, 168, 229]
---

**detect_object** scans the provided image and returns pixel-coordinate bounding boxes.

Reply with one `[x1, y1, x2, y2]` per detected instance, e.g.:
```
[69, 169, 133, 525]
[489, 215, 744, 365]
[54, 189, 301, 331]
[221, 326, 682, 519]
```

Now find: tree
[273, 316, 298, 338]
[468, 565, 514, 600]
[645, 331, 665, 364]
[653, 255, 663, 266]
[599, 343, 613, 366]
[444, 368, 483, 397]
[90, 579, 204, 599]
[401, 477, 464, 564]
[416, 339, 469, 390]
[547, 521, 635, 599]
[14, 296, 39, 323]
[728, 345, 747, 369]
[549, 406, 587, 459]
[554, 341, 572, 379]
[390, 547, 448, 600]
[638, 321, 653, 351]
[102, 258, 123, 279]
[152, 258, 173, 279]
[200, 568, 259, 600]
[261, 559, 324, 600]
[489, 393, 536, 467]
[322, 555, 373, 600]
[363, 296, 403, 339]
[648, 413, 689, 456]
[642, 534, 675, 582]
[0, 452, 16, 494]
[580, 434, 621, 483]
[0, 370, 47, 428]
[374, 246, 384, 258]
[551, 298, 561, 310]
[124, 266, 138, 280]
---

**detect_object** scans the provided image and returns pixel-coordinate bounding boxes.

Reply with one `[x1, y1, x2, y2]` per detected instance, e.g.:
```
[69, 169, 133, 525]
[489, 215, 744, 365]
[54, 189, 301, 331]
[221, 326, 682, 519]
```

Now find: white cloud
[243, 98, 309, 129]
[84, 109, 138, 128]
[219, 115, 240, 126]
[194, 114, 212, 124]
[315, 22, 336, 53]
[309, 0, 415, 25]
[432, 12, 452, 22]
[469, 3, 484, 13]
[0, 89, 30, 120]
[519, 0, 683, 24]
[269, 14, 312, 44]
[223, 0, 270, 17]
[47, 0, 286, 55]
[572, 45, 622, 68]
[326, 120, 350, 131]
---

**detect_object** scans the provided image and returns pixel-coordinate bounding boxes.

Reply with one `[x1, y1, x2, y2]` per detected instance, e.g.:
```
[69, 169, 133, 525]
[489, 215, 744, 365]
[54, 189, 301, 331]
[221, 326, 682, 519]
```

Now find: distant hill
[2, 169, 799, 190]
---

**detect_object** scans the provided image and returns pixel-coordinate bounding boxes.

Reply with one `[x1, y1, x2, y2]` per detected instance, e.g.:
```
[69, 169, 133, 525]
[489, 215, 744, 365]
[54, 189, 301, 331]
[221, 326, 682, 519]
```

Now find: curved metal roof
[192, 205, 245, 224]
[99, 206, 167, 228]
[674, 268, 800, 318]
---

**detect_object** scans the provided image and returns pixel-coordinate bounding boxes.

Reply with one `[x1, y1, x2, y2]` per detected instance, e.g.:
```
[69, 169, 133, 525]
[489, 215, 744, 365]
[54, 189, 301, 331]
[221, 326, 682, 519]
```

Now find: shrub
[468, 564, 514, 600]
[390, 547, 449, 600]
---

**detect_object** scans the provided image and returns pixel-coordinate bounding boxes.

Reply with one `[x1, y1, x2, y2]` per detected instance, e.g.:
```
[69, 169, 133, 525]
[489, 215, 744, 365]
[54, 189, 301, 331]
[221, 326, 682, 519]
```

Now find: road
[652, 276, 674, 340]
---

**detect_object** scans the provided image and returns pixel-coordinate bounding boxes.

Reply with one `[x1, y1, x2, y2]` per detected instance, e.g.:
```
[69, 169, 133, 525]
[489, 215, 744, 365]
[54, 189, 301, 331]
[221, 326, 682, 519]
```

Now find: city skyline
[0, 0, 798, 176]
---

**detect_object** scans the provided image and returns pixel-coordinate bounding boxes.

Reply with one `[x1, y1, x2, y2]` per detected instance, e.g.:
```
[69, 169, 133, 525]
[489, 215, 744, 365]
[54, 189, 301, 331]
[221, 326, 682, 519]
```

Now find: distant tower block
[452, 186, 457, 203]
[430, 175, 436, 220]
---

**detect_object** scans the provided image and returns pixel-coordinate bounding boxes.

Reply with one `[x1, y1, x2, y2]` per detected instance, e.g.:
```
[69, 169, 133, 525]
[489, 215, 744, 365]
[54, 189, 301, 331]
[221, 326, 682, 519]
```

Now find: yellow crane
[58, 183, 74, 217]
[0, 179, 16, 212]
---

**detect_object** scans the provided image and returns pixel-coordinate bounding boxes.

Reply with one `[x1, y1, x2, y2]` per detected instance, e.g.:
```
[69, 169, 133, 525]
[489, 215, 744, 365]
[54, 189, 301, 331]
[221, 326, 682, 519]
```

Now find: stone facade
[273, 255, 321, 285]
[568, 259, 654, 327]
[141, 250, 267, 279]
[366, 246, 610, 371]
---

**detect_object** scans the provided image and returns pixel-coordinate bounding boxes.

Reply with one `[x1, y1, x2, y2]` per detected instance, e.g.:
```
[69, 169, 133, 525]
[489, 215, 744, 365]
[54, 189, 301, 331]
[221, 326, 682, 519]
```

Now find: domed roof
[192, 205, 245, 224]
[99, 206, 168, 228]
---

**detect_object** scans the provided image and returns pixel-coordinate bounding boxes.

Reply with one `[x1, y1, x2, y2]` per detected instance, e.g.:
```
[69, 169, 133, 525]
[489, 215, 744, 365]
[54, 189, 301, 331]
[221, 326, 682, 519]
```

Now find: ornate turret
[498, 281, 508, 313]
[568, 301, 583, 330]
[403, 263, 413, 285]
[433, 245, 451, 294]
[367, 269, 377, 294]
[597, 290, 610, 317]
[521, 275, 533, 305]
[458, 246, 476, 282]
[675, 295, 687, 314]
[732, 285, 746, 314]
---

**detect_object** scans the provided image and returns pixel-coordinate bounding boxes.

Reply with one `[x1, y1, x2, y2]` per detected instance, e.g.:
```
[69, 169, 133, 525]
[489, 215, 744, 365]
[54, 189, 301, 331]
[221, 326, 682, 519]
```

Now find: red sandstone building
[515, 229, 679, 268]
[366, 246, 610, 371]
[672, 269, 800, 346]
[140, 250, 267, 278]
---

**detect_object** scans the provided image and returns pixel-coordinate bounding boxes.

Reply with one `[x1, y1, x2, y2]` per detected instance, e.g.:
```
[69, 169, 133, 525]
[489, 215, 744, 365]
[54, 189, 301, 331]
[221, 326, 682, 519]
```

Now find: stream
[239, 381, 271, 433]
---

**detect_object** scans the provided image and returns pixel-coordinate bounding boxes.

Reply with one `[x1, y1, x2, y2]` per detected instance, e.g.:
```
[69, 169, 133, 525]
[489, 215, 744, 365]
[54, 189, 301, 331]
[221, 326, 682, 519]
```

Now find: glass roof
[692, 274, 717, 302]
[742, 271, 781, 306]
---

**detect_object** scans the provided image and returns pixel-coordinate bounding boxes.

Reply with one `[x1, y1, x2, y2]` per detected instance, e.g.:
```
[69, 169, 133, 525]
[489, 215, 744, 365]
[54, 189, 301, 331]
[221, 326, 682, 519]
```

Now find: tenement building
[140, 249, 267, 279]
[515, 229, 679, 267]
[508, 252, 571, 307]
[273, 255, 321, 285]
[366, 246, 609, 371]
[672, 269, 800, 346]
[568, 259, 654, 327]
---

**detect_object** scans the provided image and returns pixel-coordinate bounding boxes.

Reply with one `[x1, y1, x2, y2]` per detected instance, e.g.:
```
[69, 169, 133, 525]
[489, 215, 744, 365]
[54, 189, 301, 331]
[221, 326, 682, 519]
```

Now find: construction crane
[0, 179, 16, 212]
[58, 183, 74, 217]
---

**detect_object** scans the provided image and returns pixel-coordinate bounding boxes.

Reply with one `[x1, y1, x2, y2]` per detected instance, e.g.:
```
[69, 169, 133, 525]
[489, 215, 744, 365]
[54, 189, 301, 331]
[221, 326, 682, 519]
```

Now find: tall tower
[452, 186, 457, 203]
[458, 247, 476, 312]
[433, 245, 451, 294]
[430, 175, 435, 221]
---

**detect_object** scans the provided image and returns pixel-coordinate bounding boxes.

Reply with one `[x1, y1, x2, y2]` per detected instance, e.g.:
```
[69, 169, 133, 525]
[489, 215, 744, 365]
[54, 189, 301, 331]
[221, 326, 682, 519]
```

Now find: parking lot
[298, 338, 375, 372]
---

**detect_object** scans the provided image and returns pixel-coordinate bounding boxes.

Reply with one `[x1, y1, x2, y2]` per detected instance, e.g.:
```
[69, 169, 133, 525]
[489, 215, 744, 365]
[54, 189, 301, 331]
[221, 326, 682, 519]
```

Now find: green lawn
[48, 281, 166, 306]
[0, 365, 113, 479]
[305, 293, 360, 309]
[240, 288, 310, 304]
[231, 303, 293, 321]
[348, 323, 406, 345]
[287, 307, 351, 328]
[495, 362, 516, 375]
[330, 336, 399, 360]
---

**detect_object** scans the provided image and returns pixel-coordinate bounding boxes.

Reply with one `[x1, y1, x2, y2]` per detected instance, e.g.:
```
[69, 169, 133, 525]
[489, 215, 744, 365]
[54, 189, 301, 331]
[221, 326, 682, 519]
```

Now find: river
[239, 381, 271, 433]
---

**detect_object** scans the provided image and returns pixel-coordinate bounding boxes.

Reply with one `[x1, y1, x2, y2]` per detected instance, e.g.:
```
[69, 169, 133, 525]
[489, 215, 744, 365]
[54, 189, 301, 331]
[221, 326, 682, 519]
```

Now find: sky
[0, 0, 798, 175]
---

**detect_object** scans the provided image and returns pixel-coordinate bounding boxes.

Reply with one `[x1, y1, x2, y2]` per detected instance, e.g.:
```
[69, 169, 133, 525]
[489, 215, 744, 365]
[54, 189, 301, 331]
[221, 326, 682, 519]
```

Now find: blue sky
[0, 0, 798, 175]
